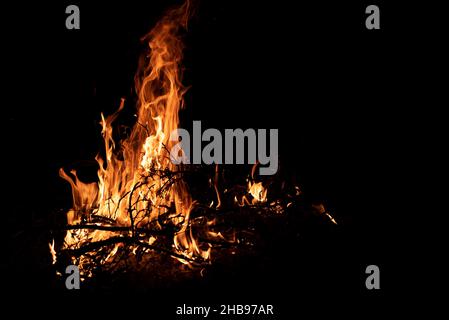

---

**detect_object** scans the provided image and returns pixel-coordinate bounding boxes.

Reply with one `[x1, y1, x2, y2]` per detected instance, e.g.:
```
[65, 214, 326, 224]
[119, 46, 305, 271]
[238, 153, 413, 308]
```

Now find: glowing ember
[312, 203, 338, 225]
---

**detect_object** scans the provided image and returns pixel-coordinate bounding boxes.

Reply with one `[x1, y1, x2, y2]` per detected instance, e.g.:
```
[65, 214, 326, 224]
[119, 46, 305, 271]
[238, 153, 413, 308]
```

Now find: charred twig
[128, 181, 146, 238]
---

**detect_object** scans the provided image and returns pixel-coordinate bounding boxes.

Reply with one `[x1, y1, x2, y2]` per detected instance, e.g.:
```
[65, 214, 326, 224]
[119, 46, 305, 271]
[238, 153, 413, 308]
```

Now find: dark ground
[1, 0, 437, 317]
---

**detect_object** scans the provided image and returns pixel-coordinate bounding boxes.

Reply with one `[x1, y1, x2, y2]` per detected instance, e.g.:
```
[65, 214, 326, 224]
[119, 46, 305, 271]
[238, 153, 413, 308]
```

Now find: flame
[52, 1, 315, 279]
[248, 181, 267, 203]
[49, 239, 57, 265]
[57, 0, 208, 268]
[235, 180, 268, 206]
[213, 164, 222, 209]
[103, 243, 121, 263]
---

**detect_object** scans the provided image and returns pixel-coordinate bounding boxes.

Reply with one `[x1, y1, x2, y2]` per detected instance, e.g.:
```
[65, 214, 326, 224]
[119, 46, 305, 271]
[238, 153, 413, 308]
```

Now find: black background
[1, 0, 434, 316]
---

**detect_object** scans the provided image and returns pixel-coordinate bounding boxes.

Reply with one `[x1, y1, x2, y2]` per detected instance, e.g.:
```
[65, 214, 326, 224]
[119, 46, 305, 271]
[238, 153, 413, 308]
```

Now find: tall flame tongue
[59, 1, 206, 267]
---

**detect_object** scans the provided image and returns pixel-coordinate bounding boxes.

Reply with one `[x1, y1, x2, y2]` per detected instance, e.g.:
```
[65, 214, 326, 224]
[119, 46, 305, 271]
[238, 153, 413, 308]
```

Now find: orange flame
[312, 203, 338, 225]
[59, 0, 207, 266]
[234, 180, 268, 206]
[49, 239, 57, 265]
[234, 163, 268, 206]
[248, 181, 268, 203]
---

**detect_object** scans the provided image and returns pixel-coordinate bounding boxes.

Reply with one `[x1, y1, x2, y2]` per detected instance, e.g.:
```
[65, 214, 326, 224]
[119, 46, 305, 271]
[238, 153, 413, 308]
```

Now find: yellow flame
[248, 181, 267, 204]
[49, 239, 57, 265]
